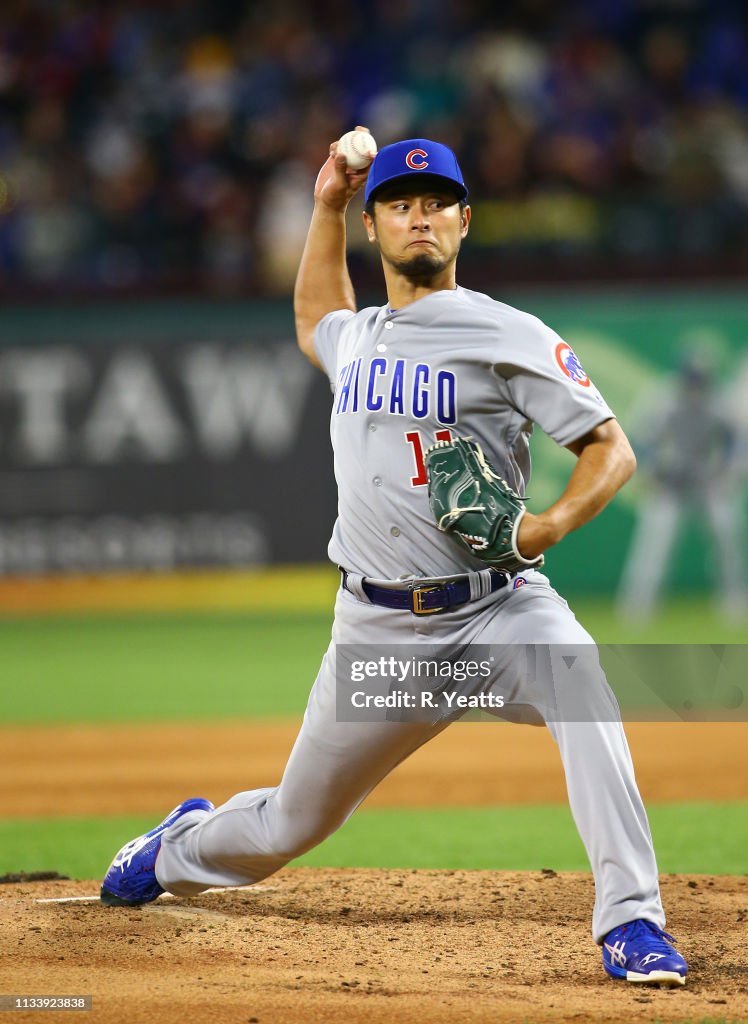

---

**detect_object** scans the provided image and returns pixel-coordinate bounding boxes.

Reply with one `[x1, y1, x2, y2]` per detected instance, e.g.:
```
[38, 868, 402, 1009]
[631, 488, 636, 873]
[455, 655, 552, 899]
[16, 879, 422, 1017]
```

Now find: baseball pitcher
[101, 130, 688, 987]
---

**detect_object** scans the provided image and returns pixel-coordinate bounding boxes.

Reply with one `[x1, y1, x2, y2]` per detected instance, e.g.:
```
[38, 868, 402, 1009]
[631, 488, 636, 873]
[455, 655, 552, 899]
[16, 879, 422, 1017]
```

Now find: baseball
[337, 129, 377, 170]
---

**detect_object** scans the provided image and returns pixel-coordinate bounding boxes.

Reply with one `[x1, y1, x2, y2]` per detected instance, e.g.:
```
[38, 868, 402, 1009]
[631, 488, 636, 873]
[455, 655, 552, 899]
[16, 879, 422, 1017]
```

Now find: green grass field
[3, 597, 748, 724]
[2, 802, 746, 880]
[2, 596, 748, 880]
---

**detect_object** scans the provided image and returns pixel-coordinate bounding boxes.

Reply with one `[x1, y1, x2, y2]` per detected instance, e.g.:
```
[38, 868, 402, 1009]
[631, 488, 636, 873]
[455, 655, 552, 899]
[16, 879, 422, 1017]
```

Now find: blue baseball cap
[364, 138, 468, 203]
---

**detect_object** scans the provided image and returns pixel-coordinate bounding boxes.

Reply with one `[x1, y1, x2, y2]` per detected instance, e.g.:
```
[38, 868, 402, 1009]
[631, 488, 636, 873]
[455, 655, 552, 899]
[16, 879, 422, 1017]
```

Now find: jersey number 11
[405, 429, 453, 486]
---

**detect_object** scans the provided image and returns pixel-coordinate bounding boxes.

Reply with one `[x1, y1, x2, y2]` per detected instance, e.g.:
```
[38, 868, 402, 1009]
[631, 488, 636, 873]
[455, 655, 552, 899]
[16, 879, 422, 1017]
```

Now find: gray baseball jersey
[314, 286, 613, 579]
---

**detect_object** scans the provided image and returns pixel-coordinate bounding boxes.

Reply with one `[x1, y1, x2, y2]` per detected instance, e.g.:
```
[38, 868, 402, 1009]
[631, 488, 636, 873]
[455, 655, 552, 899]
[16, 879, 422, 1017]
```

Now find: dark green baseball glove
[424, 437, 544, 574]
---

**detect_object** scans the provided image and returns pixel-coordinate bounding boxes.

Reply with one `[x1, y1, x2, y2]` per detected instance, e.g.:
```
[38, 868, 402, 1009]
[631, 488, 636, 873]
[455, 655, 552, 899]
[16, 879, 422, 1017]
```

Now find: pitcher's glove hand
[425, 437, 544, 575]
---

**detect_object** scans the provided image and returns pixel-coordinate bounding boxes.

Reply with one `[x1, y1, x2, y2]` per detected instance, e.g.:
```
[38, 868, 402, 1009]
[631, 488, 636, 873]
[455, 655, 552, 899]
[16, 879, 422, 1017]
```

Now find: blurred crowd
[0, 0, 747, 294]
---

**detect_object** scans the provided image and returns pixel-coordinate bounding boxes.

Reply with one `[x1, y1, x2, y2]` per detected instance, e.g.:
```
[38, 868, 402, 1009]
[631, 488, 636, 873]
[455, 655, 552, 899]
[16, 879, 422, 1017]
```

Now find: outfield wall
[0, 290, 746, 594]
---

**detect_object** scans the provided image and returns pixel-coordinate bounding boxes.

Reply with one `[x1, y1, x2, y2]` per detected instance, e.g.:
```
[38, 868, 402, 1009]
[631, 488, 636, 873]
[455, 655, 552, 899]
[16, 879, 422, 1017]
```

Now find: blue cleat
[100, 798, 214, 906]
[602, 919, 688, 986]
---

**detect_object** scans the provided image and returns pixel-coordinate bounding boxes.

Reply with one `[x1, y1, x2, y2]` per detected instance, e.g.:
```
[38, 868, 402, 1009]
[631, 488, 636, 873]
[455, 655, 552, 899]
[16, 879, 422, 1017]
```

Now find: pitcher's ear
[363, 210, 377, 243]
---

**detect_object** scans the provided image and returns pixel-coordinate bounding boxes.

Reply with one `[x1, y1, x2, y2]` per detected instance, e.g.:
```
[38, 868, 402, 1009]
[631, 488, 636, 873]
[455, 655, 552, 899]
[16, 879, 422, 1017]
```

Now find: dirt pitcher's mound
[4, 869, 747, 1024]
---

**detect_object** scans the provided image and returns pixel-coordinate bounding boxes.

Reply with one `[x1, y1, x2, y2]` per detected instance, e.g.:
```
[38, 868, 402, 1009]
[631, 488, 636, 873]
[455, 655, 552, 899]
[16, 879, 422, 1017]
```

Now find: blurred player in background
[617, 353, 747, 622]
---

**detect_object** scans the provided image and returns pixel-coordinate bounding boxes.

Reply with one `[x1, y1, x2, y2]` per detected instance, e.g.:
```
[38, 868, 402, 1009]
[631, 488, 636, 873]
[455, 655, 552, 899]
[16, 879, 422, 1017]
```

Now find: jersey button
[390, 526, 401, 537]
[373, 476, 382, 486]
[376, 343, 387, 353]
[369, 423, 377, 432]
[384, 321, 394, 330]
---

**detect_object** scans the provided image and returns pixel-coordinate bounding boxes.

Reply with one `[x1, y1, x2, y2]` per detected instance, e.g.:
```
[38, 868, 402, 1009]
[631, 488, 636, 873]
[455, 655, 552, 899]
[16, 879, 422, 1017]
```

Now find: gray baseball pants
[156, 571, 664, 943]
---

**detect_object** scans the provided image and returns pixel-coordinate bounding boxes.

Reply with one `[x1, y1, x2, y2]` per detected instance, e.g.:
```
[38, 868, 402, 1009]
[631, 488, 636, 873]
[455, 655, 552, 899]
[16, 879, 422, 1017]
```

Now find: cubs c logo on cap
[364, 138, 467, 202]
[406, 149, 428, 169]
[555, 342, 591, 387]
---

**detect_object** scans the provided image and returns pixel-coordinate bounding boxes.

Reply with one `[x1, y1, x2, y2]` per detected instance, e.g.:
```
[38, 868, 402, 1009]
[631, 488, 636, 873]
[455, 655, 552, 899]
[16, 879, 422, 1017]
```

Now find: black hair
[365, 175, 467, 220]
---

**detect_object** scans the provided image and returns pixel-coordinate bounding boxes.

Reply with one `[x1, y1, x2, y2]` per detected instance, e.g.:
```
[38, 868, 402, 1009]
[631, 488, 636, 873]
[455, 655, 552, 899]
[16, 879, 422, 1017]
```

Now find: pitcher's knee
[269, 812, 344, 861]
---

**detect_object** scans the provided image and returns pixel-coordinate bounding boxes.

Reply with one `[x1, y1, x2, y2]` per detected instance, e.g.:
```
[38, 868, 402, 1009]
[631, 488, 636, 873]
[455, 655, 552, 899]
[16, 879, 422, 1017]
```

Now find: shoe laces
[626, 919, 677, 950]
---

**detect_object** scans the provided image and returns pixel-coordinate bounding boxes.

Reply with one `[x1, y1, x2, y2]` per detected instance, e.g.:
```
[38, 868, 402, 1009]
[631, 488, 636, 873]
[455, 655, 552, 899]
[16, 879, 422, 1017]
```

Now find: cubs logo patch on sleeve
[555, 342, 591, 387]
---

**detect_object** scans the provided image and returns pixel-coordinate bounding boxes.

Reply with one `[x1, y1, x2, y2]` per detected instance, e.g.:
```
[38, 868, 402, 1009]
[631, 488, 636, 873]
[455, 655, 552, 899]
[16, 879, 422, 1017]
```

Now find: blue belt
[341, 568, 510, 616]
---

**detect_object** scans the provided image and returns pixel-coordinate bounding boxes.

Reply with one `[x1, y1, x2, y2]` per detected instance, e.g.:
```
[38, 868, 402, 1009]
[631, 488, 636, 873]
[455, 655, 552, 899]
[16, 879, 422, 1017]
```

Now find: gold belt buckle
[411, 584, 447, 616]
